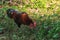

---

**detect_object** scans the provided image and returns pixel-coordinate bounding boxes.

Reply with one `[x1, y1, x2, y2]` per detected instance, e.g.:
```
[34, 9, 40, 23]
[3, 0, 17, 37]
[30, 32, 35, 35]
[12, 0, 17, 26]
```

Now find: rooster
[7, 9, 36, 29]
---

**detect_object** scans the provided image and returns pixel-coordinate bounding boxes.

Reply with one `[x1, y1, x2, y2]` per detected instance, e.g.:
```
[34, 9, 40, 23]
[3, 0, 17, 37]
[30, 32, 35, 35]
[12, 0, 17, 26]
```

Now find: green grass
[0, 0, 60, 40]
[0, 12, 60, 40]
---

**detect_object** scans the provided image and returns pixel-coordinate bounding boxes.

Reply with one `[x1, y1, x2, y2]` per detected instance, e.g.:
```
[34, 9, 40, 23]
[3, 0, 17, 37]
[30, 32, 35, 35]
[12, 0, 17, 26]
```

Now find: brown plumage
[7, 9, 36, 29]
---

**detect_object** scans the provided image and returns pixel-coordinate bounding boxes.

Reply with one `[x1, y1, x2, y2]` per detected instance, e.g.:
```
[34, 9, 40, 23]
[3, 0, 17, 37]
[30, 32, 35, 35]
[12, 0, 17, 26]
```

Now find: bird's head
[6, 9, 17, 19]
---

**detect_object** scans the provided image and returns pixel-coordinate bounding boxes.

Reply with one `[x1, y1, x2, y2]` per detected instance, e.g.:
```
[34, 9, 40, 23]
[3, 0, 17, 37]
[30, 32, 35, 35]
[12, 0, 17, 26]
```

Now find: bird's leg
[16, 24, 21, 31]
[17, 24, 21, 28]
[15, 20, 21, 28]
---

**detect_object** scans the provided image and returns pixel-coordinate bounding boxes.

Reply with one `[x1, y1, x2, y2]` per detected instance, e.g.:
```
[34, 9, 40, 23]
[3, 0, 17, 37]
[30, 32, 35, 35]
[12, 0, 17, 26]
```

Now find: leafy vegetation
[0, 0, 60, 40]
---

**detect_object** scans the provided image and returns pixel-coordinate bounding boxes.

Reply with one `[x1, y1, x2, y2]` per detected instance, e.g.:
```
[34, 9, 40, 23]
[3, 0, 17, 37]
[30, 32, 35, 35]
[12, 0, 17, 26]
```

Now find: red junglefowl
[6, 9, 36, 29]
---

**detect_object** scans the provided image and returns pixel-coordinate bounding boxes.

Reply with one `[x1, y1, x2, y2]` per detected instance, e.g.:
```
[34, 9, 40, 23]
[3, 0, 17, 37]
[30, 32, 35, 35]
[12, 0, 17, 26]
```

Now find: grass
[0, 12, 60, 40]
[0, 0, 60, 40]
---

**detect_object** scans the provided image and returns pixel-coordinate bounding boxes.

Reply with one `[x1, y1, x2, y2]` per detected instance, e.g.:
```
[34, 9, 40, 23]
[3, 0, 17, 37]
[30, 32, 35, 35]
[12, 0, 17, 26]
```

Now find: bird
[6, 8, 36, 29]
